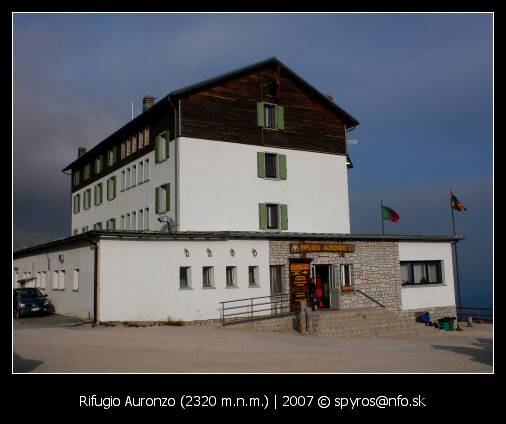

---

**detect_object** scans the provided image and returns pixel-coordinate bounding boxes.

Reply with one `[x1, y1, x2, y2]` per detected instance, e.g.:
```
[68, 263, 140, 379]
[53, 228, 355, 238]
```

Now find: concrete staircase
[311, 308, 439, 338]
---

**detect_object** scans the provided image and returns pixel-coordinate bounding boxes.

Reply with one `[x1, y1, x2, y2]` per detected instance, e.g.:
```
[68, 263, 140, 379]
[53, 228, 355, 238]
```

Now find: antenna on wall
[131, 100, 134, 120]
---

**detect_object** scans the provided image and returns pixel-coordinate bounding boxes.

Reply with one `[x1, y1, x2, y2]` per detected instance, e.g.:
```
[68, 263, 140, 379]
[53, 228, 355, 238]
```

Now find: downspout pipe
[88, 237, 99, 326]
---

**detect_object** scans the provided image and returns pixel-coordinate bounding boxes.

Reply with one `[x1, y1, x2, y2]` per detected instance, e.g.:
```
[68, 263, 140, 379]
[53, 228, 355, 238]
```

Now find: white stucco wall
[177, 137, 350, 233]
[71, 145, 176, 235]
[98, 238, 271, 322]
[13, 243, 95, 319]
[398, 242, 456, 310]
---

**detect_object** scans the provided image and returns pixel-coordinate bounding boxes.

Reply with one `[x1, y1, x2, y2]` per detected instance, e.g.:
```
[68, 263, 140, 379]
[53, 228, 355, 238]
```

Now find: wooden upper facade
[65, 57, 359, 193]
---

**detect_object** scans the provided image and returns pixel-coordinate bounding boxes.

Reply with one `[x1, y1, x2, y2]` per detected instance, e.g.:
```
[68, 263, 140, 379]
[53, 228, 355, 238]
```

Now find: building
[13, 57, 460, 326]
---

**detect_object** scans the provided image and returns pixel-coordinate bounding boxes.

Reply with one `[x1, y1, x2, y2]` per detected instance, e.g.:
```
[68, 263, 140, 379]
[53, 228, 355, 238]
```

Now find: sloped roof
[63, 57, 359, 171]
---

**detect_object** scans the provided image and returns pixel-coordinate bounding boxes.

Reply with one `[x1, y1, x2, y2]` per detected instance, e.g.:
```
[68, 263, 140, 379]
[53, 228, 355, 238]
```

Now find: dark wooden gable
[178, 62, 354, 156]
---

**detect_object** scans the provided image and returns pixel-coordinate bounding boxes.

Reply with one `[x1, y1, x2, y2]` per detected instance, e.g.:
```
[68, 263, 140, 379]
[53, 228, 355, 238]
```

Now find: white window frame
[248, 266, 260, 287]
[226, 266, 238, 288]
[180, 266, 192, 289]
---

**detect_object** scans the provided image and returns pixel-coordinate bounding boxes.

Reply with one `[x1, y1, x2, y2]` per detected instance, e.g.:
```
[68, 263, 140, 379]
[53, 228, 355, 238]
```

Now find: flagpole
[450, 188, 462, 318]
[381, 200, 385, 235]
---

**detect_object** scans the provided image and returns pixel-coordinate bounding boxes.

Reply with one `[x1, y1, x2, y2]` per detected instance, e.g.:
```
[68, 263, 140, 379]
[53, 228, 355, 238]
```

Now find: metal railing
[354, 289, 386, 308]
[219, 293, 291, 326]
[457, 307, 493, 323]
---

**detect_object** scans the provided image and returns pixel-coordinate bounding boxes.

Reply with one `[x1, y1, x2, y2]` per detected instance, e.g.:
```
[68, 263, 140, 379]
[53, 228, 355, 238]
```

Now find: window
[73, 229, 78, 235]
[138, 161, 144, 184]
[126, 168, 131, 189]
[144, 208, 149, 230]
[226, 266, 237, 288]
[131, 211, 136, 230]
[180, 267, 191, 289]
[126, 138, 132, 156]
[155, 184, 170, 214]
[126, 213, 130, 230]
[131, 134, 137, 153]
[73, 194, 80, 214]
[257, 102, 284, 130]
[94, 183, 103, 206]
[144, 159, 150, 181]
[106, 218, 116, 230]
[121, 215, 125, 230]
[83, 164, 91, 180]
[267, 204, 279, 229]
[94, 222, 103, 230]
[401, 261, 443, 285]
[84, 189, 91, 210]
[144, 127, 150, 145]
[340, 264, 353, 289]
[107, 149, 115, 166]
[203, 266, 214, 288]
[138, 209, 143, 230]
[107, 176, 117, 200]
[264, 104, 275, 128]
[82, 225, 89, 233]
[155, 131, 170, 163]
[262, 78, 278, 97]
[249, 266, 259, 287]
[73, 269, 79, 291]
[131, 165, 137, 187]
[121, 170, 126, 191]
[270, 265, 283, 295]
[138, 131, 144, 149]
[265, 153, 278, 178]
[73, 169, 81, 186]
[95, 156, 103, 174]
[257, 152, 287, 180]
[58, 270, 65, 290]
[121, 142, 126, 159]
[259, 203, 288, 230]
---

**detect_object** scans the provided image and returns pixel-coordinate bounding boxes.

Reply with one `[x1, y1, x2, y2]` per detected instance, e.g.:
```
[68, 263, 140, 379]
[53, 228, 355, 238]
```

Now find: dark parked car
[13, 288, 53, 318]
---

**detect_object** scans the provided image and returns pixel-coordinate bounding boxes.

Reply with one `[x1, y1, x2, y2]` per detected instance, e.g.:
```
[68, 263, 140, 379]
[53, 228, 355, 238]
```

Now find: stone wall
[269, 240, 403, 312]
[400, 306, 457, 321]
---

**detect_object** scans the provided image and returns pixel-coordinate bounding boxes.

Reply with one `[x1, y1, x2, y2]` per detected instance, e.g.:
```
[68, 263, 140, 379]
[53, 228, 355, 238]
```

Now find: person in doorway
[315, 273, 324, 309]
[307, 279, 318, 311]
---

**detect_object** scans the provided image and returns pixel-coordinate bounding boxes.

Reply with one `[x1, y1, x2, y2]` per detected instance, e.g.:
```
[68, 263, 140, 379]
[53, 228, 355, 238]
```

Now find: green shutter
[257, 152, 266, 178]
[99, 183, 103, 203]
[165, 133, 170, 158]
[257, 102, 264, 127]
[276, 105, 284, 130]
[155, 136, 160, 163]
[155, 187, 160, 214]
[280, 204, 288, 230]
[112, 176, 116, 198]
[278, 154, 287, 180]
[164, 183, 170, 211]
[259, 203, 267, 230]
[94, 186, 97, 205]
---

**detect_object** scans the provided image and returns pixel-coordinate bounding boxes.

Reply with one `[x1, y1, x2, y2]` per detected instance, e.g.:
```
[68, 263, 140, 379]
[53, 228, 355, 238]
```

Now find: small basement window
[226, 266, 237, 288]
[249, 266, 259, 287]
[202, 266, 214, 288]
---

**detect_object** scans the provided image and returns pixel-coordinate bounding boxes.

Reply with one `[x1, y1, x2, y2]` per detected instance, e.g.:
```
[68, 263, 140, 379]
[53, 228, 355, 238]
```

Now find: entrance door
[314, 265, 331, 309]
[329, 265, 340, 309]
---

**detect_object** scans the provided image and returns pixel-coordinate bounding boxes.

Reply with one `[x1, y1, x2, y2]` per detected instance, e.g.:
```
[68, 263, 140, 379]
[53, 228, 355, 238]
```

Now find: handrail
[456, 306, 493, 322]
[354, 289, 385, 308]
[219, 293, 291, 326]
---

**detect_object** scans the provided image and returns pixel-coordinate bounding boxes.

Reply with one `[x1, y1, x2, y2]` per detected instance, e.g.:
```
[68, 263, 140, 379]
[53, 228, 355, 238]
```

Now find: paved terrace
[13, 315, 492, 373]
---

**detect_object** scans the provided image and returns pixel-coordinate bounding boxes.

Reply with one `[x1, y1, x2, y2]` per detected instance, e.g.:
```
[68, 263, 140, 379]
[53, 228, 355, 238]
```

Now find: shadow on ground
[431, 337, 492, 368]
[13, 352, 44, 373]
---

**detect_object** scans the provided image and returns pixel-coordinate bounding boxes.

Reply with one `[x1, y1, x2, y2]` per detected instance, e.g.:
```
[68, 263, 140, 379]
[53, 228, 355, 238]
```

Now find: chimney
[142, 95, 157, 112]
[325, 94, 334, 102]
[78, 147, 87, 158]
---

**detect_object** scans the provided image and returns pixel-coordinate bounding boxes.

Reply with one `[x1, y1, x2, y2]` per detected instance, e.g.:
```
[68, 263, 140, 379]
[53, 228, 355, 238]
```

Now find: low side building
[13, 231, 460, 323]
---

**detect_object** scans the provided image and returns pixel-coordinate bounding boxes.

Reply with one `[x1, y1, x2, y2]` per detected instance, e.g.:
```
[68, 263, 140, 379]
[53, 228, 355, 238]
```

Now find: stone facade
[400, 306, 457, 321]
[269, 240, 403, 312]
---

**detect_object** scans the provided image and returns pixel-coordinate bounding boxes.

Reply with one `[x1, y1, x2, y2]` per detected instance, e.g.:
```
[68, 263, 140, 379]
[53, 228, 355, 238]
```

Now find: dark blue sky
[13, 13, 493, 307]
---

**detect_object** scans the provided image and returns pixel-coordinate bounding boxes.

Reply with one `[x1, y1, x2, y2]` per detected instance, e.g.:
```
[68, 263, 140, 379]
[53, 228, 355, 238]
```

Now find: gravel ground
[13, 315, 493, 373]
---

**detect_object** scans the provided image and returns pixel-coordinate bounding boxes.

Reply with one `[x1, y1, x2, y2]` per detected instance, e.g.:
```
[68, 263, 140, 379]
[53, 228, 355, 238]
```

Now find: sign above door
[289, 242, 355, 254]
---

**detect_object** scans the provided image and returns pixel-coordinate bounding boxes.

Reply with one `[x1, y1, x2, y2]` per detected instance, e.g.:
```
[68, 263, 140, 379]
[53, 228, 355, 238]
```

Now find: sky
[13, 13, 493, 307]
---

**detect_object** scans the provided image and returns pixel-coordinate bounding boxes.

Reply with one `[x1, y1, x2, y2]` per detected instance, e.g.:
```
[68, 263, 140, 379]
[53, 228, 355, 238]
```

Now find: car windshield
[15, 288, 43, 298]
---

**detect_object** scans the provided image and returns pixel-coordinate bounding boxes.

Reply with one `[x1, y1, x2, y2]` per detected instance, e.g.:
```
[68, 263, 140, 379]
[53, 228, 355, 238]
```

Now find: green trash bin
[438, 317, 455, 331]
